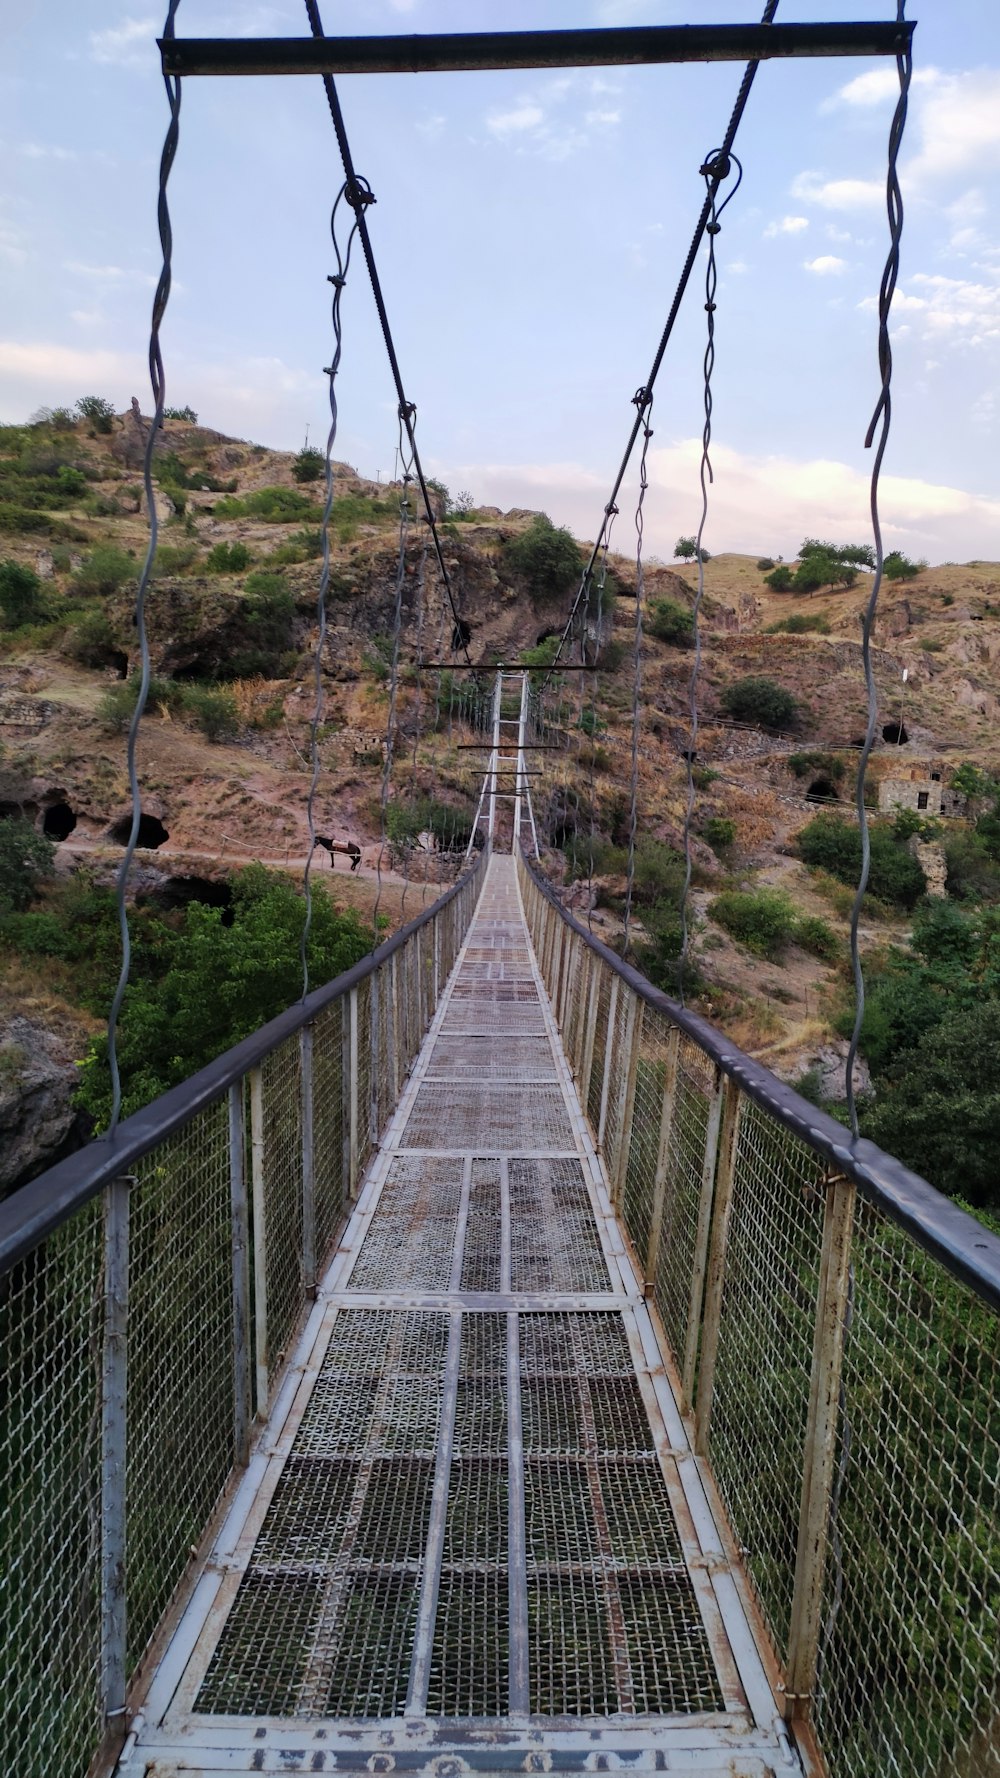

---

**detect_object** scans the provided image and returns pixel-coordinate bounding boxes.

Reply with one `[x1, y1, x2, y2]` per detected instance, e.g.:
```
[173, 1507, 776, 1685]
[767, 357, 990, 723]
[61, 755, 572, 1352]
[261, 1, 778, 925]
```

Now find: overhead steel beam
[160, 21, 914, 79]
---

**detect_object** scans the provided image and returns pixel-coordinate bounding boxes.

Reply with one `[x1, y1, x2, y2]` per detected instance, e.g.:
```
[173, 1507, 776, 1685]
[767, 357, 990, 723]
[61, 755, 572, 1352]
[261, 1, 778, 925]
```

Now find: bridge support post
[388, 953, 400, 1104]
[369, 972, 381, 1149]
[580, 956, 601, 1116]
[229, 1082, 251, 1464]
[694, 1079, 743, 1456]
[644, 1027, 680, 1301]
[785, 1170, 857, 1723]
[100, 1173, 132, 1741]
[300, 1028, 316, 1298]
[348, 986, 359, 1199]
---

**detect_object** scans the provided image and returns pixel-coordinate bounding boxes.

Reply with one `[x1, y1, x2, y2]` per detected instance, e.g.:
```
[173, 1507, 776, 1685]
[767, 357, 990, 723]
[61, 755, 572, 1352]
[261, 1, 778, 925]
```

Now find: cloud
[792, 172, 883, 211]
[823, 66, 1000, 191]
[858, 272, 1000, 348]
[822, 66, 940, 112]
[440, 440, 1000, 564]
[19, 142, 79, 162]
[64, 259, 157, 286]
[483, 75, 621, 160]
[0, 223, 28, 267]
[725, 261, 748, 276]
[89, 16, 158, 69]
[804, 256, 847, 276]
[763, 215, 809, 238]
[415, 114, 446, 140]
[70, 310, 104, 328]
[0, 339, 140, 390]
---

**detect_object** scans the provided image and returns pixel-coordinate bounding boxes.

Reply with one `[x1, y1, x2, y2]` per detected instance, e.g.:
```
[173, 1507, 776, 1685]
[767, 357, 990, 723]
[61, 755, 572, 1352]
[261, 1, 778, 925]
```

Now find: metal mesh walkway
[118, 856, 795, 1777]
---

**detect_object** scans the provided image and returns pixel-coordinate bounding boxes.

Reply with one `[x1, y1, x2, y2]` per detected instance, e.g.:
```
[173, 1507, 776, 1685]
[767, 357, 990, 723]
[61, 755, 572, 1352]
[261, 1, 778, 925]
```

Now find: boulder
[0, 1019, 81, 1192]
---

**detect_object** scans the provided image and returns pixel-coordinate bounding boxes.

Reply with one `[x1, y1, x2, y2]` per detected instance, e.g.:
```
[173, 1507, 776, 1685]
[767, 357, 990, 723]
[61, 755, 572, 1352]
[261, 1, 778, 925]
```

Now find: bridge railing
[0, 851, 486, 1778]
[519, 850, 1000, 1778]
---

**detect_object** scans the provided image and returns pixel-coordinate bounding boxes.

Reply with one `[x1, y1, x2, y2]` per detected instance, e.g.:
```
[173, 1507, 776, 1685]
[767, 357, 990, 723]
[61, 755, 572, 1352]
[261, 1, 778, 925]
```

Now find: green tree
[864, 1000, 1000, 1206]
[720, 676, 797, 730]
[883, 550, 924, 580]
[674, 536, 697, 560]
[0, 559, 46, 628]
[764, 565, 794, 590]
[292, 445, 325, 483]
[504, 515, 581, 599]
[75, 395, 116, 433]
[75, 866, 371, 1127]
[798, 812, 926, 909]
[0, 817, 55, 914]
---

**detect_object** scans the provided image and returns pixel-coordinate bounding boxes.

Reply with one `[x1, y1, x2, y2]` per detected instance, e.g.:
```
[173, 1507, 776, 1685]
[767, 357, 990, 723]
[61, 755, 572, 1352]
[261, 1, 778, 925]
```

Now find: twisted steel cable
[106, 0, 182, 1134]
[303, 0, 474, 671]
[679, 151, 743, 1001]
[300, 183, 359, 1000]
[372, 414, 415, 940]
[623, 394, 654, 959]
[846, 4, 912, 1138]
[542, 0, 780, 691]
[586, 511, 616, 933]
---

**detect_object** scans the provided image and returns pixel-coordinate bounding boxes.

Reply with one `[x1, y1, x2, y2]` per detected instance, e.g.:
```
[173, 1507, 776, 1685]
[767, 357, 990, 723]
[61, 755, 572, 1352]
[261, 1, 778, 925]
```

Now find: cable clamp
[706, 221, 722, 237]
[605, 501, 619, 517]
[700, 151, 731, 181]
[346, 175, 376, 212]
[705, 301, 717, 312]
[632, 386, 651, 412]
[322, 366, 334, 377]
[327, 272, 346, 288]
[398, 400, 417, 426]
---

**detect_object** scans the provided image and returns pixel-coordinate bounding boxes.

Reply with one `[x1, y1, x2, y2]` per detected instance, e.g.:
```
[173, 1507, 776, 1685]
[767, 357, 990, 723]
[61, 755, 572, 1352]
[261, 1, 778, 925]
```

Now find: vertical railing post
[644, 1028, 679, 1297]
[250, 1066, 268, 1411]
[596, 975, 620, 1155]
[348, 985, 359, 1199]
[694, 1078, 743, 1457]
[433, 913, 441, 1008]
[300, 1026, 316, 1298]
[229, 1081, 251, 1463]
[550, 921, 565, 1024]
[611, 997, 643, 1206]
[568, 945, 588, 1079]
[100, 1173, 132, 1741]
[340, 994, 352, 1210]
[681, 1070, 726, 1411]
[580, 957, 601, 1118]
[785, 1171, 857, 1722]
[557, 917, 573, 1033]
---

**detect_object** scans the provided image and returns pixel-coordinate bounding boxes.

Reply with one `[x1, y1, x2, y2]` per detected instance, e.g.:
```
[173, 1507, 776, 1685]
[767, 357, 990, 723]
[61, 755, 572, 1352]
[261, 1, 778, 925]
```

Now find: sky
[2, 1, 999, 565]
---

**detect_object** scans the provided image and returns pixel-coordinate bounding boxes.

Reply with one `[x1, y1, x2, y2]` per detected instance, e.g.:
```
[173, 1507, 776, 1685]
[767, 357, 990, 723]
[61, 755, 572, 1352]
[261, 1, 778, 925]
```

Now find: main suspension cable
[679, 151, 742, 1000]
[303, 0, 474, 670]
[622, 393, 654, 959]
[846, 1, 911, 1138]
[106, 0, 182, 1134]
[542, 0, 779, 691]
[301, 182, 359, 1000]
[372, 412, 415, 940]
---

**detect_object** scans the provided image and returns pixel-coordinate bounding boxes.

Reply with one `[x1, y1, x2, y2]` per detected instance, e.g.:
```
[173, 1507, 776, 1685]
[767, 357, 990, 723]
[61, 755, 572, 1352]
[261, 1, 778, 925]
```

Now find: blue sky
[2, 1, 999, 563]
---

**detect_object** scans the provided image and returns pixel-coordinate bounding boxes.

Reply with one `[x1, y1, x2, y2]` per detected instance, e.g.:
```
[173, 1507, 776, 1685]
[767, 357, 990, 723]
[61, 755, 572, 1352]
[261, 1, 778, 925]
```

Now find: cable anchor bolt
[700, 152, 731, 181]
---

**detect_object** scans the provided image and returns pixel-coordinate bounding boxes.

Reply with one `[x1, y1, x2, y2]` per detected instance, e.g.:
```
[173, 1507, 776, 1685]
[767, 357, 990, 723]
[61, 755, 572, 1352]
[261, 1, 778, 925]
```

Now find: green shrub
[181, 684, 239, 741]
[764, 565, 794, 590]
[945, 832, 1000, 904]
[710, 887, 798, 958]
[97, 675, 182, 731]
[64, 608, 126, 669]
[648, 598, 694, 646]
[0, 817, 55, 914]
[767, 612, 831, 635]
[156, 542, 200, 574]
[73, 543, 136, 596]
[788, 750, 845, 781]
[292, 445, 325, 483]
[236, 486, 317, 522]
[75, 395, 116, 433]
[692, 766, 719, 790]
[798, 812, 927, 908]
[703, 815, 735, 852]
[0, 560, 46, 628]
[721, 676, 797, 730]
[794, 914, 839, 960]
[577, 706, 605, 737]
[883, 550, 924, 581]
[163, 405, 197, 422]
[756, 558, 775, 572]
[206, 541, 252, 574]
[503, 514, 581, 600]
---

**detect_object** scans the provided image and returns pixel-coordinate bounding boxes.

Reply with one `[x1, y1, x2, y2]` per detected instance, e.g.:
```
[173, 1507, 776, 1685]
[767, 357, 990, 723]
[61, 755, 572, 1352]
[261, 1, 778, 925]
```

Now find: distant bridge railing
[0, 851, 486, 1778]
[519, 848, 1000, 1778]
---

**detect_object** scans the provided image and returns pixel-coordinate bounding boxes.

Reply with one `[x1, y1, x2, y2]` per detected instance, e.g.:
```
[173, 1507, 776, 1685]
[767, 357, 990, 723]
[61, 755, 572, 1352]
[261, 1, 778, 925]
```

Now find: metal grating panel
[460, 1159, 502, 1292]
[509, 1158, 611, 1293]
[403, 1083, 573, 1150]
[427, 1034, 557, 1080]
[349, 1155, 464, 1291]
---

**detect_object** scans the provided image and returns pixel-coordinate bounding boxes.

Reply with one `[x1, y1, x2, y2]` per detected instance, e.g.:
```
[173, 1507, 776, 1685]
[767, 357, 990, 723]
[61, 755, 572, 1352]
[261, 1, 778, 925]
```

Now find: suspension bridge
[2, 10, 1000, 1778]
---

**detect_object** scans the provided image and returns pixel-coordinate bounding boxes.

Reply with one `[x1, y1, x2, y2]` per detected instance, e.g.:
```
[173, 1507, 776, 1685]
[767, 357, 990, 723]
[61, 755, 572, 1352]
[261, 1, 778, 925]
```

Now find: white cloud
[585, 109, 620, 127]
[0, 339, 140, 389]
[805, 256, 847, 276]
[486, 103, 545, 137]
[763, 215, 809, 238]
[89, 16, 158, 69]
[792, 172, 883, 211]
[725, 261, 748, 276]
[442, 439, 1000, 562]
[858, 272, 1000, 349]
[822, 66, 940, 112]
[826, 225, 853, 244]
[0, 223, 28, 267]
[822, 66, 1000, 192]
[64, 259, 156, 286]
[415, 114, 446, 140]
[70, 310, 104, 328]
[19, 141, 79, 162]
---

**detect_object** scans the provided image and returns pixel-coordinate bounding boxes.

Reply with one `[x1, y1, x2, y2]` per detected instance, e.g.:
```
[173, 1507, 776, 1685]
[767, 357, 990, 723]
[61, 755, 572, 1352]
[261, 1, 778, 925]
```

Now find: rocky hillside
[2, 404, 999, 1183]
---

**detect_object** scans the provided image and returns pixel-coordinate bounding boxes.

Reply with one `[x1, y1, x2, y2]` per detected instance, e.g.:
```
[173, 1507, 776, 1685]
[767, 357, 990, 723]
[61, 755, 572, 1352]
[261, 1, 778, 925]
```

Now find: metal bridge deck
[118, 857, 796, 1778]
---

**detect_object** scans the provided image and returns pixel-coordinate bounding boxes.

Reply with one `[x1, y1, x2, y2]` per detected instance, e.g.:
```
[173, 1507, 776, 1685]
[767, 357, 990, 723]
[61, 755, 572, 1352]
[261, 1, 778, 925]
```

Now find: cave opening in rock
[141, 875, 234, 923]
[109, 813, 169, 848]
[0, 800, 39, 823]
[806, 778, 839, 804]
[42, 801, 77, 841]
[882, 721, 909, 744]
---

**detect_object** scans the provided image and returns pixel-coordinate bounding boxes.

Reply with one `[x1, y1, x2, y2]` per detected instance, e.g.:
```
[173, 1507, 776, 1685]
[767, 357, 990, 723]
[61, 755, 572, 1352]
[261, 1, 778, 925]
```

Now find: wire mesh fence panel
[354, 975, 373, 1179]
[621, 1005, 674, 1274]
[312, 999, 345, 1267]
[812, 1200, 1000, 1778]
[0, 1203, 104, 1778]
[587, 966, 612, 1133]
[654, 1038, 715, 1369]
[126, 1097, 234, 1668]
[260, 1035, 305, 1377]
[705, 1101, 827, 1659]
[600, 982, 632, 1194]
